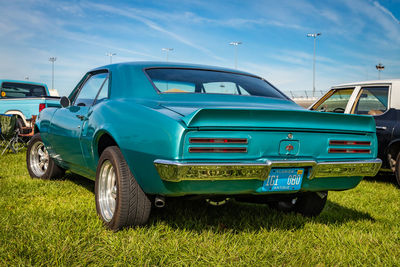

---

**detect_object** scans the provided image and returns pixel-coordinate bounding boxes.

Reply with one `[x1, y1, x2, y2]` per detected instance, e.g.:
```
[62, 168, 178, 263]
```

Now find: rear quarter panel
[88, 99, 187, 192]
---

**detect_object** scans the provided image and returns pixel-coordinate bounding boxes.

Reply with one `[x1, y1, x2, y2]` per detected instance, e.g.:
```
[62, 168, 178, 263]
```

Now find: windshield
[0, 82, 47, 98]
[146, 68, 288, 99]
[312, 88, 354, 113]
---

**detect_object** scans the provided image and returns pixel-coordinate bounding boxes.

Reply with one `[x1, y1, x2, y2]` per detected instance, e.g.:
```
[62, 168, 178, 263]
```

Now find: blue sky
[0, 0, 399, 96]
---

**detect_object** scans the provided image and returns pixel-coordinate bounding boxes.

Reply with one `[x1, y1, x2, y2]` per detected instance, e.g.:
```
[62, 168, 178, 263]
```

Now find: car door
[48, 71, 109, 173]
[351, 85, 391, 166]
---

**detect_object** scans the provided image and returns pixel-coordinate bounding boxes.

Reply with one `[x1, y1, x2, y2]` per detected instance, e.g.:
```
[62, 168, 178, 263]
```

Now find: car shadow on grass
[63, 172, 95, 192]
[364, 172, 398, 187]
[149, 198, 374, 232]
[62, 173, 374, 232]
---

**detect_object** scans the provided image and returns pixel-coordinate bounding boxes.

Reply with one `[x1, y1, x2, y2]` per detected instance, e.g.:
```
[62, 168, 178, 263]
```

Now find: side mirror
[60, 96, 71, 108]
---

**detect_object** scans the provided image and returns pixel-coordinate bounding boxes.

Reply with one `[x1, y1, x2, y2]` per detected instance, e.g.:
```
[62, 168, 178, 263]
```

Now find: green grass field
[1, 150, 400, 266]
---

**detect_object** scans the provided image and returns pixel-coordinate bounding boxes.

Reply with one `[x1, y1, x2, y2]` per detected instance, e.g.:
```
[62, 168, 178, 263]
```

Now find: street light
[49, 57, 57, 90]
[106, 52, 116, 64]
[307, 33, 321, 97]
[229, 41, 242, 69]
[162, 48, 174, 61]
[376, 63, 385, 80]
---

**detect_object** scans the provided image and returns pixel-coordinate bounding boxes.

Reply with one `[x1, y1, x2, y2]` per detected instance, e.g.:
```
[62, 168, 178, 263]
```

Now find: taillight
[329, 148, 370, 154]
[329, 140, 371, 146]
[39, 103, 46, 112]
[189, 138, 248, 144]
[328, 140, 371, 154]
[188, 137, 248, 153]
[189, 147, 247, 153]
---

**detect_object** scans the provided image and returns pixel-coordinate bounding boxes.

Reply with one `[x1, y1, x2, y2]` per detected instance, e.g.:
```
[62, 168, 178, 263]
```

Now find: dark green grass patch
[1, 151, 399, 266]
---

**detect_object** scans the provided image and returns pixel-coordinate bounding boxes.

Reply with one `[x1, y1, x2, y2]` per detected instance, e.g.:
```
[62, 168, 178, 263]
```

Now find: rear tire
[26, 133, 65, 179]
[294, 191, 328, 217]
[268, 199, 296, 213]
[268, 192, 328, 217]
[395, 152, 400, 188]
[95, 146, 151, 230]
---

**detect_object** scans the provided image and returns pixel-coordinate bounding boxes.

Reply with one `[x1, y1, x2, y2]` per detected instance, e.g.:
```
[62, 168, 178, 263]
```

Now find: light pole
[106, 52, 116, 64]
[376, 63, 385, 80]
[49, 57, 57, 90]
[229, 41, 242, 69]
[162, 48, 174, 61]
[307, 33, 321, 97]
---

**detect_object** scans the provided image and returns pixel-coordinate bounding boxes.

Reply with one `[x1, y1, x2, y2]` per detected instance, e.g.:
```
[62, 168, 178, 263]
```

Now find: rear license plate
[261, 168, 304, 192]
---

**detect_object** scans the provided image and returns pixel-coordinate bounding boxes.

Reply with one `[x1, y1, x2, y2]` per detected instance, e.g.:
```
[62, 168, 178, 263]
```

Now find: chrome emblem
[287, 133, 293, 139]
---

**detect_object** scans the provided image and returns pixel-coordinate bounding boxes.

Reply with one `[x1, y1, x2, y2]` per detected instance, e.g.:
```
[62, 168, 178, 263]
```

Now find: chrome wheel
[98, 160, 117, 222]
[29, 141, 49, 177]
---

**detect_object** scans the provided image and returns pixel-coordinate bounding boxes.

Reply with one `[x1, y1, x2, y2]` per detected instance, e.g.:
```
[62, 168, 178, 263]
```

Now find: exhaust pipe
[154, 195, 165, 208]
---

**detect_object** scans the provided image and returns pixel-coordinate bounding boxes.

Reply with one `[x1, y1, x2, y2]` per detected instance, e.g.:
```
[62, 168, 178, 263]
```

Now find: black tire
[268, 199, 296, 213]
[95, 146, 151, 230]
[268, 192, 327, 217]
[294, 191, 328, 217]
[395, 152, 400, 188]
[26, 133, 65, 179]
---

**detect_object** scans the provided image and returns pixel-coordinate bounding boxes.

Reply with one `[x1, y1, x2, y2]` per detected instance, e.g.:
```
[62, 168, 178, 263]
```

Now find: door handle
[76, 115, 87, 121]
[376, 126, 387, 130]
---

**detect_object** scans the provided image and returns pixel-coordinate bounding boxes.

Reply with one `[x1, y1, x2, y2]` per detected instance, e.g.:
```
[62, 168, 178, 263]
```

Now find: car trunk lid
[180, 108, 376, 134]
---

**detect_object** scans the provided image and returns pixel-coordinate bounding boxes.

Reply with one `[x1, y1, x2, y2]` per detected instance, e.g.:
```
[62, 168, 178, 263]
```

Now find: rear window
[146, 68, 287, 99]
[0, 82, 47, 98]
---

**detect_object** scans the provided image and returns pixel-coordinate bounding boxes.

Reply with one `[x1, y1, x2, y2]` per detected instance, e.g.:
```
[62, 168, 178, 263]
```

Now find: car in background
[310, 79, 400, 186]
[0, 80, 60, 128]
[27, 62, 381, 230]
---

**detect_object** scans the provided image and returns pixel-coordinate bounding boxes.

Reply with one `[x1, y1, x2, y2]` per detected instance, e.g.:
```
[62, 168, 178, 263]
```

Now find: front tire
[26, 133, 65, 179]
[95, 146, 151, 230]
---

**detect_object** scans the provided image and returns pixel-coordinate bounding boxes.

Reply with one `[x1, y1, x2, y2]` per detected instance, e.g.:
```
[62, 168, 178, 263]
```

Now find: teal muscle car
[26, 62, 382, 230]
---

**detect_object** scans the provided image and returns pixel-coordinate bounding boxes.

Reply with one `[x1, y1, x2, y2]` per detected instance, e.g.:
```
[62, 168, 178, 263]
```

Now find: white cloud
[373, 1, 400, 24]
[85, 2, 225, 61]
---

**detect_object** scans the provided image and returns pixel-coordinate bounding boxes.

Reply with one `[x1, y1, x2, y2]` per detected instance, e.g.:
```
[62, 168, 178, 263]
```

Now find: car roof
[90, 61, 259, 78]
[332, 79, 400, 87]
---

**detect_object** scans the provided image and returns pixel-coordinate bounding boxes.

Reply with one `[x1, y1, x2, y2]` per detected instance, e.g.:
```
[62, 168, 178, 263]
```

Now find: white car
[310, 79, 400, 186]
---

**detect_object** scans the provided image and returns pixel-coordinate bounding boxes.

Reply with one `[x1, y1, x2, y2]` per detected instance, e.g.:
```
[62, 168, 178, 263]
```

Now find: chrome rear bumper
[153, 159, 382, 182]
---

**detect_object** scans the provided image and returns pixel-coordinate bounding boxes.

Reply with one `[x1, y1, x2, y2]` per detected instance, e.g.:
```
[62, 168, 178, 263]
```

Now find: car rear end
[153, 108, 381, 196]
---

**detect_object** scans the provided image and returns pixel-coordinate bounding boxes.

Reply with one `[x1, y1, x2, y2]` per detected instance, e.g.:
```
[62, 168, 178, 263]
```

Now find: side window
[313, 88, 354, 113]
[75, 73, 108, 106]
[94, 78, 109, 104]
[354, 86, 389, 115]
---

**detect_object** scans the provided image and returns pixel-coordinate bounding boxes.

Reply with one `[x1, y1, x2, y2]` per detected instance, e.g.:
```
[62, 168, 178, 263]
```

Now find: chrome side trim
[154, 159, 382, 182]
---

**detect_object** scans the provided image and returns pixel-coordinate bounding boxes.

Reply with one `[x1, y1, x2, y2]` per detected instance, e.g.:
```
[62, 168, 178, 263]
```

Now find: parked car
[310, 79, 400, 186]
[26, 62, 381, 230]
[0, 80, 60, 128]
